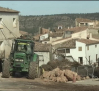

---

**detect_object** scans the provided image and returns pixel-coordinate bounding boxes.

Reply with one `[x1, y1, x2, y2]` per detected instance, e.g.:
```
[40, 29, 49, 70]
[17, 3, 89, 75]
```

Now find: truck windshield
[16, 43, 32, 54]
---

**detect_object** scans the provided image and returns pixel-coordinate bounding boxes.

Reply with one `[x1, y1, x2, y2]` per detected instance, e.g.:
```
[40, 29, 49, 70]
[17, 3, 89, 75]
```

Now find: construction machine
[2, 38, 40, 79]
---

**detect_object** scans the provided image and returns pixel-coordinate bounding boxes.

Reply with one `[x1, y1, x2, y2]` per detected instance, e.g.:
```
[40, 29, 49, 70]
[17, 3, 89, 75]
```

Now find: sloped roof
[65, 27, 88, 33]
[55, 27, 87, 34]
[57, 38, 99, 49]
[49, 32, 63, 37]
[77, 39, 99, 45]
[33, 34, 43, 41]
[58, 39, 78, 48]
[34, 42, 51, 52]
[76, 18, 93, 23]
[19, 31, 29, 35]
[0, 6, 19, 13]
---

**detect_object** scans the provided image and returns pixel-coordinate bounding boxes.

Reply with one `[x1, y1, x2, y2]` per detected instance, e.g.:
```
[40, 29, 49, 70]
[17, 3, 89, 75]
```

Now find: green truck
[2, 38, 40, 79]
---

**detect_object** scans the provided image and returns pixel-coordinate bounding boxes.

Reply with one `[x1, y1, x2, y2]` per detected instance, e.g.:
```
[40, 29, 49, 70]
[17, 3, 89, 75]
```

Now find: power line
[0, 21, 51, 61]
[1, 21, 17, 38]
[0, 29, 11, 47]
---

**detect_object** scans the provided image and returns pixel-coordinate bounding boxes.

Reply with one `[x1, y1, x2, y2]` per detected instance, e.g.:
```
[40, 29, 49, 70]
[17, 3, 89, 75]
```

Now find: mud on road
[0, 76, 99, 91]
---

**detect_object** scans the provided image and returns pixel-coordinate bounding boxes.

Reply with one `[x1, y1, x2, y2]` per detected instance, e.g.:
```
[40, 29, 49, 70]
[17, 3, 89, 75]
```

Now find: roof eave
[86, 42, 99, 45]
[0, 11, 20, 13]
[57, 47, 76, 49]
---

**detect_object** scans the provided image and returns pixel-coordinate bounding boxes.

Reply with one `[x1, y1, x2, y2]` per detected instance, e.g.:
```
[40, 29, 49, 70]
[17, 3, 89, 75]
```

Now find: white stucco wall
[72, 29, 88, 39]
[88, 22, 94, 25]
[88, 29, 98, 34]
[50, 37, 62, 42]
[4, 40, 12, 58]
[86, 43, 99, 64]
[34, 52, 50, 66]
[40, 34, 48, 41]
[0, 12, 20, 40]
[0, 39, 12, 58]
[66, 41, 86, 65]
[66, 41, 99, 65]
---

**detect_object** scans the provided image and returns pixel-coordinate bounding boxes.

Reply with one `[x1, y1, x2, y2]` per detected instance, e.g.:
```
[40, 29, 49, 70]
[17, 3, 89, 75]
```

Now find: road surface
[0, 74, 99, 91]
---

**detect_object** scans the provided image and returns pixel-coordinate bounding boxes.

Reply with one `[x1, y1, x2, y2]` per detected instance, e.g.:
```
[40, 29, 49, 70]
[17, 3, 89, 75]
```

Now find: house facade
[75, 18, 95, 28]
[0, 7, 20, 58]
[75, 18, 99, 28]
[0, 7, 20, 39]
[42, 32, 63, 44]
[34, 42, 51, 66]
[55, 38, 99, 65]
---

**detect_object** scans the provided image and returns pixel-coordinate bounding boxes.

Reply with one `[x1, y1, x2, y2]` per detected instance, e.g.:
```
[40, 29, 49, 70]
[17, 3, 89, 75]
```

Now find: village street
[0, 73, 99, 91]
[1, 2, 99, 91]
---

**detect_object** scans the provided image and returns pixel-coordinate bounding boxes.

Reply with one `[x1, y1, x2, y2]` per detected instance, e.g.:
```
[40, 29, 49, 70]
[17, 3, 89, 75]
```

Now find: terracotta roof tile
[57, 38, 99, 49]
[65, 27, 88, 33]
[58, 39, 78, 48]
[0, 6, 19, 13]
[34, 42, 51, 52]
[55, 27, 87, 34]
[77, 39, 99, 45]
[76, 18, 93, 23]
[33, 34, 43, 41]
[49, 32, 63, 37]
[19, 31, 29, 35]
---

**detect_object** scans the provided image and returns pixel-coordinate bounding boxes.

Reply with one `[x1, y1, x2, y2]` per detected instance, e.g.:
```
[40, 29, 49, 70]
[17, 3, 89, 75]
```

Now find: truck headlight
[20, 59, 23, 62]
[15, 59, 19, 61]
[15, 59, 23, 62]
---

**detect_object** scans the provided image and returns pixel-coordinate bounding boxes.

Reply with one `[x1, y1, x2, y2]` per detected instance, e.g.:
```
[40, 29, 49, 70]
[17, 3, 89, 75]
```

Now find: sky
[0, 1, 99, 15]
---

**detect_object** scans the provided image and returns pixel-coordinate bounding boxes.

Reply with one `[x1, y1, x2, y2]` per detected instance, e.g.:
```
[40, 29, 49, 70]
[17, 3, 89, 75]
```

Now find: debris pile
[41, 67, 82, 83]
[41, 59, 81, 71]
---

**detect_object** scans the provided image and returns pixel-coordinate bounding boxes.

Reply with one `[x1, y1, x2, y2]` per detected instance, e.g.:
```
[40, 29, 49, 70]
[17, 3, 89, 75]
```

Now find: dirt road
[1, 58, 98, 91]
[0, 75, 99, 91]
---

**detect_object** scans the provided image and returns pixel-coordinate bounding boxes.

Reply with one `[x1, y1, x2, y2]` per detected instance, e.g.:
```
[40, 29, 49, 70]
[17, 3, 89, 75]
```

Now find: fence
[71, 65, 95, 78]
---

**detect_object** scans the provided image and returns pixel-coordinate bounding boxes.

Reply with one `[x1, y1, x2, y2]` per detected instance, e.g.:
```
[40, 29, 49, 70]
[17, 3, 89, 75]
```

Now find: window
[95, 45, 97, 48]
[66, 49, 70, 53]
[0, 18, 3, 29]
[85, 23, 88, 26]
[87, 46, 89, 50]
[78, 47, 82, 51]
[13, 18, 17, 28]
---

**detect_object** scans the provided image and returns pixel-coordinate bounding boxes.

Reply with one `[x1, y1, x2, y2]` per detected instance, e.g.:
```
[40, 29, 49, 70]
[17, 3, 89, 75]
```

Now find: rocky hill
[19, 13, 99, 35]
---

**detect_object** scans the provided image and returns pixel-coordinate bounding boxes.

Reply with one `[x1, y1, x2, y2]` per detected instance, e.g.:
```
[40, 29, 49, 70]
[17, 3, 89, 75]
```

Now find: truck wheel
[28, 62, 38, 79]
[2, 59, 10, 78]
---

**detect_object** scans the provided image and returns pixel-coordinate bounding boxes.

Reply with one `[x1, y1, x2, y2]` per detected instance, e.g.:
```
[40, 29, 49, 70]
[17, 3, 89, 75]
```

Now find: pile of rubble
[40, 59, 91, 83]
[40, 67, 83, 82]
[41, 59, 80, 71]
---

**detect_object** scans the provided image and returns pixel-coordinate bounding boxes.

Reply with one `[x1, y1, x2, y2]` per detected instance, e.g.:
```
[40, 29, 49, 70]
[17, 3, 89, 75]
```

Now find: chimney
[90, 33, 92, 38]
[39, 27, 42, 34]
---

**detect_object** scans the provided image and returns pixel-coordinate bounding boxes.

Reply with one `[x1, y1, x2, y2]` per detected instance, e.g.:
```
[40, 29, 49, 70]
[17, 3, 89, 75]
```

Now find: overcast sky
[0, 1, 99, 15]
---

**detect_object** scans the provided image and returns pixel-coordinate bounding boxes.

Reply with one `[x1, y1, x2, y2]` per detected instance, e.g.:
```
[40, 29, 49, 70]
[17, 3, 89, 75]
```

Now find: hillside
[19, 13, 99, 35]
